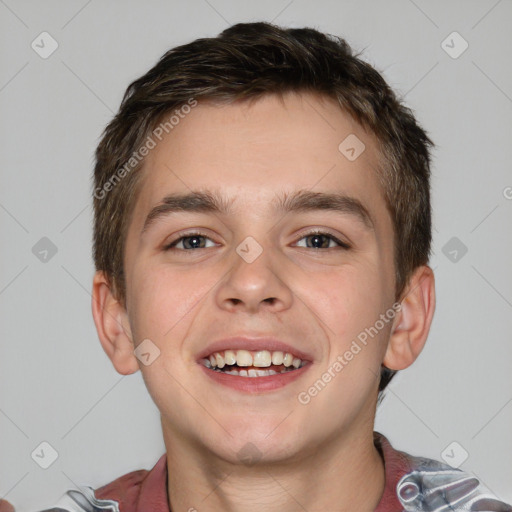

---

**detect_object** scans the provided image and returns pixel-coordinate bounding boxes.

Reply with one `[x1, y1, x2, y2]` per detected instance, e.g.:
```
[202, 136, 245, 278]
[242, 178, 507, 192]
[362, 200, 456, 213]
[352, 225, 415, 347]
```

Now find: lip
[196, 336, 314, 362]
[199, 362, 312, 393]
[196, 336, 314, 393]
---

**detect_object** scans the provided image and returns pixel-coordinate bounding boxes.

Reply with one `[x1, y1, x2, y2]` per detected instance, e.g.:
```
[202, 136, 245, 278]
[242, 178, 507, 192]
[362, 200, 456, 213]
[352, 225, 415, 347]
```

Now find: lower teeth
[212, 366, 296, 377]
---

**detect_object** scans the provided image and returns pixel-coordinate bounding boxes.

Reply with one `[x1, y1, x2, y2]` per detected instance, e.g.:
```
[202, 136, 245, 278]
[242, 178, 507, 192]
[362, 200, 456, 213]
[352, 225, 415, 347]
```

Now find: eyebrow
[141, 189, 375, 234]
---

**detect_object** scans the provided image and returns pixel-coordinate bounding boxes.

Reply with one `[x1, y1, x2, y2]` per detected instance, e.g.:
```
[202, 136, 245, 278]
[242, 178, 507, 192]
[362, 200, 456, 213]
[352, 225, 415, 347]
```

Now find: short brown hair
[92, 22, 433, 393]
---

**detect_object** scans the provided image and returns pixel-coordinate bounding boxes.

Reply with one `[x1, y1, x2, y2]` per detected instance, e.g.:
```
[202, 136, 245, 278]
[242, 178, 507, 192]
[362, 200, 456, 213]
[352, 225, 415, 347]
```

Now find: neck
[163, 424, 385, 512]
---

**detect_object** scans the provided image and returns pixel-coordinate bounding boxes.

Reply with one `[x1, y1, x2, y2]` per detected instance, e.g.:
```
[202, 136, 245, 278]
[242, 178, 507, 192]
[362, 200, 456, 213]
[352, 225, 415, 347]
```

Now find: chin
[200, 420, 309, 466]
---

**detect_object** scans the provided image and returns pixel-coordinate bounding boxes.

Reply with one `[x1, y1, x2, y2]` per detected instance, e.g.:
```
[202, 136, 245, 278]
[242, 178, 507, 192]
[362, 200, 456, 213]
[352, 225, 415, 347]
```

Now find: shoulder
[374, 432, 512, 511]
[92, 465, 150, 506]
[33, 454, 167, 512]
[396, 459, 512, 511]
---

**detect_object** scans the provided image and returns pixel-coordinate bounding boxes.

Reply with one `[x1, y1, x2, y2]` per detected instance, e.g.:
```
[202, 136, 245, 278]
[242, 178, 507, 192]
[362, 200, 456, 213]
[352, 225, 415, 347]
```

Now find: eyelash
[163, 230, 351, 251]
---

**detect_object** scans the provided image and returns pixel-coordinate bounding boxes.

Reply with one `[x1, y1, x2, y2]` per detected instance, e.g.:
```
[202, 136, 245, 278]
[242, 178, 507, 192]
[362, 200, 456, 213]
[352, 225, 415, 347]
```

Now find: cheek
[128, 261, 206, 342]
[127, 264, 206, 408]
[308, 263, 385, 343]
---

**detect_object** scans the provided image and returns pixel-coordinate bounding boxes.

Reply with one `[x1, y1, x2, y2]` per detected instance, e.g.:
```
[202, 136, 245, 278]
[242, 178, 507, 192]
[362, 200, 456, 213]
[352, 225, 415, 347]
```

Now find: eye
[164, 232, 217, 251]
[295, 231, 350, 250]
[163, 230, 350, 252]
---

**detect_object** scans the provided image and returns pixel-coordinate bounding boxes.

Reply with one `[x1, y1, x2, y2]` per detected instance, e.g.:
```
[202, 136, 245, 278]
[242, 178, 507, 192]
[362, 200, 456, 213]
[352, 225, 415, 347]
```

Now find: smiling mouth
[200, 349, 308, 377]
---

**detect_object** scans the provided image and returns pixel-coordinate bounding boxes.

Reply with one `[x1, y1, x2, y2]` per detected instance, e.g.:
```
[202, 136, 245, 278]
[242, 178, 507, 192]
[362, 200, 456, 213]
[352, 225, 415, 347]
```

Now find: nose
[215, 244, 293, 314]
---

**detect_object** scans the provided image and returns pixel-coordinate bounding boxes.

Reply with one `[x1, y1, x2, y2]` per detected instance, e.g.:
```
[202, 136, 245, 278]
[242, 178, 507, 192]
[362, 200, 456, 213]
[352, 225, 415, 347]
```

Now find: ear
[91, 271, 140, 375]
[383, 265, 435, 371]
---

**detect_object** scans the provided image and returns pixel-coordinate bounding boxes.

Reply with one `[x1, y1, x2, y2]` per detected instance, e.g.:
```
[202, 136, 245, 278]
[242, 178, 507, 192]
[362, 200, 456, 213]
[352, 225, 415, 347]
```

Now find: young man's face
[114, 92, 399, 462]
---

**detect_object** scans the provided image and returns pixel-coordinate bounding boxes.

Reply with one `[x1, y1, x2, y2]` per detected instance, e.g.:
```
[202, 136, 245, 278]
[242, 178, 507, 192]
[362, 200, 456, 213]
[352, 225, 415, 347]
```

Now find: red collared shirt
[26, 432, 511, 511]
[91, 432, 410, 511]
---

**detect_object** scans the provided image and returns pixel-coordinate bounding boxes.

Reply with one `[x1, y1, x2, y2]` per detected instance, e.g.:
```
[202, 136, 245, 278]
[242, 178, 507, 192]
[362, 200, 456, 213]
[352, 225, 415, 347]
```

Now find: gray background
[1, 0, 511, 510]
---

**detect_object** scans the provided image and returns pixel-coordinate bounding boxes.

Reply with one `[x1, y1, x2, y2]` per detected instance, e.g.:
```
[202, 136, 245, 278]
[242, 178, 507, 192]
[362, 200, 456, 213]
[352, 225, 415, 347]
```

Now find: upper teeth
[203, 350, 304, 369]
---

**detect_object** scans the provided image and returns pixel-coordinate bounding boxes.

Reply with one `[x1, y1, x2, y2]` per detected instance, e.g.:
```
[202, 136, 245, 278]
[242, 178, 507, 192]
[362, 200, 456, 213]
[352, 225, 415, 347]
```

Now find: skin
[92, 92, 435, 512]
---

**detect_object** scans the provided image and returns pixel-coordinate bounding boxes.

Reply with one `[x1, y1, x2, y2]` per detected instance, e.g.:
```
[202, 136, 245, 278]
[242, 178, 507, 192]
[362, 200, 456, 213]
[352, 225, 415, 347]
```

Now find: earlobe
[91, 271, 140, 375]
[383, 265, 435, 371]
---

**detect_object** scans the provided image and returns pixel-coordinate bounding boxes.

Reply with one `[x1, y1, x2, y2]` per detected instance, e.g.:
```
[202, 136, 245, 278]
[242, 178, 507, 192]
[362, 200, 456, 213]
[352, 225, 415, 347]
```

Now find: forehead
[132, 92, 387, 229]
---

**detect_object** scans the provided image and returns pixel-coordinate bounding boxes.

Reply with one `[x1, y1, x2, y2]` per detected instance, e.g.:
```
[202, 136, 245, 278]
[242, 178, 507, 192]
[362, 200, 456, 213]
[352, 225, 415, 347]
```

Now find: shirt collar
[373, 431, 414, 511]
[137, 452, 169, 510]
